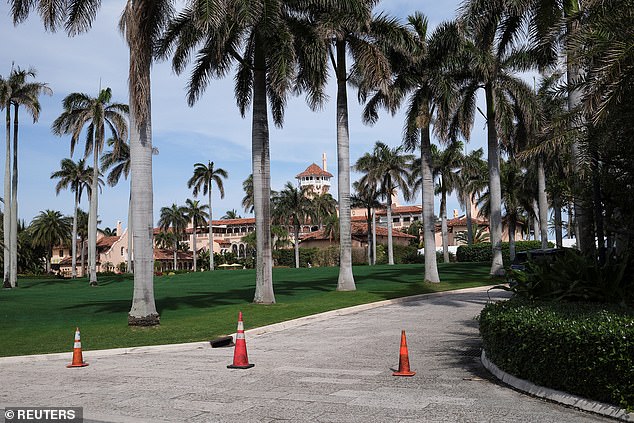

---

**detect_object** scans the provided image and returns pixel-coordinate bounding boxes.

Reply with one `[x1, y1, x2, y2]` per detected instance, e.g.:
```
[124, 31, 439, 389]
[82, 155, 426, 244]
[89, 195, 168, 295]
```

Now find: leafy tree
[187, 161, 228, 272]
[311, 193, 337, 230]
[272, 182, 314, 268]
[50, 158, 93, 278]
[52, 88, 128, 286]
[158, 203, 188, 271]
[0, 66, 52, 288]
[29, 210, 71, 273]
[184, 199, 209, 272]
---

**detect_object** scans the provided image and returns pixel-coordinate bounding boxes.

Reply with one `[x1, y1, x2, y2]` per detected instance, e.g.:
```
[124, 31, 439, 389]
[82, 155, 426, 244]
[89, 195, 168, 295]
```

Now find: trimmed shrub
[480, 298, 634, 410]
[456, 240, 550, 263]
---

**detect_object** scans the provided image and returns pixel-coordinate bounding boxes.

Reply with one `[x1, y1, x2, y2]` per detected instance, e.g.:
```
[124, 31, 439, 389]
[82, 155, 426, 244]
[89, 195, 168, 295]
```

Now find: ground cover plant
[0, 263, 491, 357]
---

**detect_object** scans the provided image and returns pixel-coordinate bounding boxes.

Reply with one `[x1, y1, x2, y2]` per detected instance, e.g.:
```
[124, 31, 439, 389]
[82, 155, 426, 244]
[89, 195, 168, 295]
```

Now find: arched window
[121, 247, 125, 256]
[239, 244, 245, 258]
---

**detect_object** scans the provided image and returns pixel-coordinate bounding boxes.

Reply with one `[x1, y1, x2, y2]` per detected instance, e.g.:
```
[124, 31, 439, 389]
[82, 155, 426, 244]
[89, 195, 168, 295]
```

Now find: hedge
[480, 298, 634, 410]
[456, 240, 551, 263]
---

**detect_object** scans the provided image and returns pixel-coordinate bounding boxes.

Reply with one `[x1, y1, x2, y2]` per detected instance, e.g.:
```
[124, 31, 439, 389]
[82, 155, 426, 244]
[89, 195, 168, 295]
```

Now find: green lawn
[0, 263, 493, 357]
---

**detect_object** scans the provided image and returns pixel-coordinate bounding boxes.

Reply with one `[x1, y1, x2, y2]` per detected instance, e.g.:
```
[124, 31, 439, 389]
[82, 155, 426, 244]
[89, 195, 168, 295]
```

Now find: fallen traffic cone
[66, 327, 89, 368]
[227, 311, 254, 369]
[392, 330, 415, 376]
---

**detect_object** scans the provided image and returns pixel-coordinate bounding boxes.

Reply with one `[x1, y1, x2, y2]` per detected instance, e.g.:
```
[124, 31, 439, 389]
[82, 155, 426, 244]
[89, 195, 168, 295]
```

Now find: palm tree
[447, 3, 539, 275]
[50, 158, 92, 278]
[355, 141, 413, 265]
[76, 208, 89, 277]
[272, 182, 314, 269]
[184, 199, 209, 272]
[311, 1, 409, 291]
[241, 175, 255, 214]
[159, 0, 335, 303]
[361, 13, 461, 283]
[12, 0, 173, 325]
[0, 66, 52, 288]
[351, 180, 381, 265]
[29, 210, 71, 273]
[454, 147, 488, 245]
[311, 193, 337, 230]
[158, 203, 188, 271]
[222, 209, 240, 220]
[455, 224, 490, 245]
[52, 88, 128, 287]
[187, 161, 228, 272]
[432, 141, 463, 263]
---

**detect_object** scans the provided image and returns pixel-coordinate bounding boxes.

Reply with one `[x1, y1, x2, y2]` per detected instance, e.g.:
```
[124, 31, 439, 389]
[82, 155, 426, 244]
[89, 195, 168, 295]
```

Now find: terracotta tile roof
[301, 222, 415, 242]
[96, 236, 120, 249]
[351, 215, 368, 222]
[211, 217, 256, 226]
[295, 163, 334, 179]
[375, 205, 423, 216]
[437, 216, 489, 228]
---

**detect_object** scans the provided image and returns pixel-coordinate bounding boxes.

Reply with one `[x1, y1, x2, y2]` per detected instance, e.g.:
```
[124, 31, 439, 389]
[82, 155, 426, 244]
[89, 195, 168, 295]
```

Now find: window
[403, 217, 411, 222]
[121, 247, 125, 256]
[393, 217, 400, 223]
[413, 216, 419, 221]
[59, 249, 64, 257]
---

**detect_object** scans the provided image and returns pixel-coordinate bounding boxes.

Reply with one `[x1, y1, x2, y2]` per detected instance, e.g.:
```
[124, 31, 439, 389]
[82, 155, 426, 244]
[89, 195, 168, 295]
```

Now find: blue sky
[0, 0, 488, 230]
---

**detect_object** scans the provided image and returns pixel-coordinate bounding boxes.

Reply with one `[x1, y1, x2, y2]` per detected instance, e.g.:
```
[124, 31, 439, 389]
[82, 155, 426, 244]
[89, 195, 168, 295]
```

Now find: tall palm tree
[29, 210, 71, 273]
[431, 141, 462, 263]
[76, 208, 89, 277]
[447, 3, 539, 275]
[311, 193, 337, 229]
[241, 174, 254, 214]
[12, 0, 173, 325]
[187, 161, 228, 272]
[351, 180, 381, 265]
[454, 147, 488, 245]
[361, 13, 461, 283]
[312, 1, 408, 291]
[52, 88, 128, 287]
[272, 182, 314, 269]
[355, 141, 413, 265]
[158, 203, 188, 271]
[184, 199, 209, 272]
[222, 209, 240, 220]
[159, 0, 334, 303]
[50, 158, 92, 278]
[0, 66, 52, 288]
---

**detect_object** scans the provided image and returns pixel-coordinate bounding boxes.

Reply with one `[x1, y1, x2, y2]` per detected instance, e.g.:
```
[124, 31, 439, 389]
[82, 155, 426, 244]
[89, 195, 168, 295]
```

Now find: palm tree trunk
[386, 195, 394, 265]
[372, 208, 377, 265]
[10, 104, 18, 287]
[509, 219, 517, 262]
[192, 217, 197, 272]
[533, 201, 541, 242]
[485, 84, 504, 276]
[421, 126, 440, 282]
[81, 238, 86, 277]
[335, 39, 355, 290]
[567, 202, 574, 239]
[537, 158, 549, 249]
[366, 208, 372, 266]
[208, 185, 214, 271]
[46, 248, 51, 273]
[441, 190, 449, 263]
[71, 191, 78, 278]
[127, 54, 159, 325]
[251, 43, 275, 304]
[127, 191, 133, 273]
[553, 192, 563, 248]
[294, 225, 300, 268]
[3, 106, 12, 288]
[465, 193, 473, 245]
[88, 137, 99, 286]
[173, 234, 177, 271]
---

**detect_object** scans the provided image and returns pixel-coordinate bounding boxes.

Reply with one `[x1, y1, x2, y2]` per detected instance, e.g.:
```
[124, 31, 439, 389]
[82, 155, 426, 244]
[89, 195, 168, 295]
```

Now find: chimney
[453, 209, 459, 218]
[322, 152, 327, 172]
[116, 220, 122, 237]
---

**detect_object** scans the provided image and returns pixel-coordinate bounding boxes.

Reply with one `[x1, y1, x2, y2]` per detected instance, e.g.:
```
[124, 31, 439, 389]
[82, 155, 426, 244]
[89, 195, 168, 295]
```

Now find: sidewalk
[0, 287, 610, 422]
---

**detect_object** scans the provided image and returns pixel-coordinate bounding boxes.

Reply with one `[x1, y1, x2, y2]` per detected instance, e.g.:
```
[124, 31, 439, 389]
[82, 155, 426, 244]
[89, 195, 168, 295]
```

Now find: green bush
[480, 298, 634, 410]
[456, 240, 550, 263]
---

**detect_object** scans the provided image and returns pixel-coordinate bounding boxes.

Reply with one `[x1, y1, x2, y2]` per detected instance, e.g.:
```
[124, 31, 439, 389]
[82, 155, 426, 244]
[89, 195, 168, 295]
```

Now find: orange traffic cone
[227, 311, 254, 369]
[66, 327, 89, 368]
[393, 330, 415, 376]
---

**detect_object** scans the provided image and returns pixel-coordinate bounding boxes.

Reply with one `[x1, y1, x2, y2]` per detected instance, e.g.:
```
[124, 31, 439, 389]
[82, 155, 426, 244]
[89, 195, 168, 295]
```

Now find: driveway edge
[481, 350, 633, 422]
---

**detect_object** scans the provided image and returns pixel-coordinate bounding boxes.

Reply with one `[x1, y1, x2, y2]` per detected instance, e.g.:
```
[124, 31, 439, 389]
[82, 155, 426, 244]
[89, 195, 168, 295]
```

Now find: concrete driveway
[0, 287, 609, 422]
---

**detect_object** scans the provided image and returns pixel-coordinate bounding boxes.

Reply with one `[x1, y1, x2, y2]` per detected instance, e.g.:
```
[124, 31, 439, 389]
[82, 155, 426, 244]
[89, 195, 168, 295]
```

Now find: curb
[481, 350, 633, 422]
[0, 285, 495, 364]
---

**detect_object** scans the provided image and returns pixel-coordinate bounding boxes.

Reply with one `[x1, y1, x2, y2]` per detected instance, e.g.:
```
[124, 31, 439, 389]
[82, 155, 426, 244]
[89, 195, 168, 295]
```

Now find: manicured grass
[0, 263, 493, 357]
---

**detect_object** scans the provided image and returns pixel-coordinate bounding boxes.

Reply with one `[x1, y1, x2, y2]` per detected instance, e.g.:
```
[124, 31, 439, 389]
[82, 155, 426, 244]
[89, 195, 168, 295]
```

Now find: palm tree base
[89, 281, 98, 287]
[128, 313, 160, 326]
[2, 279, 12, 289]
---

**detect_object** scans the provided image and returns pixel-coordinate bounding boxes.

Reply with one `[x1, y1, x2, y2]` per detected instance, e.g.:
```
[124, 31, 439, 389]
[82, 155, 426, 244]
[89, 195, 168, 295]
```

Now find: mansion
[51, 155, 523, 275]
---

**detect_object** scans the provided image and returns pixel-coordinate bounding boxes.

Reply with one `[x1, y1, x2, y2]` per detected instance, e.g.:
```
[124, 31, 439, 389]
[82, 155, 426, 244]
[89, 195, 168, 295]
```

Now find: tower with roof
[295, 153, 333, 196]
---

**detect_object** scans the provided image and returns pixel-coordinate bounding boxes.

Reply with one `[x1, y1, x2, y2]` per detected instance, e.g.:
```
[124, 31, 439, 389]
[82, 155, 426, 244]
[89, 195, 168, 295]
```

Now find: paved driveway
[0, 287, 609, 422]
